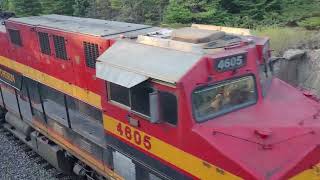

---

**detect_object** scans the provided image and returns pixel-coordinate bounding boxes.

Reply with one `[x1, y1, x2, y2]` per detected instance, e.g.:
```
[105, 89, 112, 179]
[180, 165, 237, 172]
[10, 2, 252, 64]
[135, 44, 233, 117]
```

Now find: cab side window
[108, 82, 178, 125]
[109, 83, 130, 107]
[159, 92, 177, 125]
[108, 82, 153, 117]
[131, 82, 153, 117]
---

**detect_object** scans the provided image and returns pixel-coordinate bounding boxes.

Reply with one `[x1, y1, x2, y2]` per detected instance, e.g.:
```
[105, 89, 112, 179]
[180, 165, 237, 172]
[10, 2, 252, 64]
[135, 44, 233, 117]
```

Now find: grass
[298, 17, 320, 30]
[253, 26, 318, 56]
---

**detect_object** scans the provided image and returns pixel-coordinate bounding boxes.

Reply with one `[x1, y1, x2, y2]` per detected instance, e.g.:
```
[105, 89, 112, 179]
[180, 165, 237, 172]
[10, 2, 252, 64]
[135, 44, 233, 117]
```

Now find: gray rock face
[298, 50, 320, 94]
[275, 49, 320, 96]
[283, 49, 307, 61]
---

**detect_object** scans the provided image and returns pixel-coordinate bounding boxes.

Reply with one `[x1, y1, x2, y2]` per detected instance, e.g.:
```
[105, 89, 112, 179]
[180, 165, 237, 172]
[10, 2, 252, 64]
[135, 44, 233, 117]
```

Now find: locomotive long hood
[193, 78, 320, 179]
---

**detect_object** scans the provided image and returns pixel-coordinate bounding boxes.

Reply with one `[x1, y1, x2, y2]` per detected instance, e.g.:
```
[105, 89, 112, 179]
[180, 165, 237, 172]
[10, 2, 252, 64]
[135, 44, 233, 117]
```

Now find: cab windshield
[192, 76, 257, 122]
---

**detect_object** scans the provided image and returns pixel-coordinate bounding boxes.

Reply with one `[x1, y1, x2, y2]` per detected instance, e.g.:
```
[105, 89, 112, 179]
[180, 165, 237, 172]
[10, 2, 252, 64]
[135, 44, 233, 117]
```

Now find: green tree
[11, 0, 42, 16]
[41, 0, 75, 15]
[86, 0, 113, 19]
[221, 0, 283, 20]
[73, 0, 90, 17]
[107, 0, 168, 24]
[0, 0, 7, 11]
[281, 0, 320, 26]
[163, 0, 192, 24]
[54, 0, 75, 15]
[215, 0, 284, 27]
[40, 0, 55, 14]
[164, 0, 220, 24]
[143, 0, 169, 24]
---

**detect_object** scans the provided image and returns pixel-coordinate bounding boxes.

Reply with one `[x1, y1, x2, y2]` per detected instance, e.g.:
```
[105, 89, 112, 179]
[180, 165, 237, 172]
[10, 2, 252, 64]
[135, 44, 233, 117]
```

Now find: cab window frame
[107, 82, 179, 125]
[107, 82, 153, 119]
[107, 82, 131, 109]
[259, 63, 273, 97]
[191, 74, 258, 123]
[158, 91, 179, 126]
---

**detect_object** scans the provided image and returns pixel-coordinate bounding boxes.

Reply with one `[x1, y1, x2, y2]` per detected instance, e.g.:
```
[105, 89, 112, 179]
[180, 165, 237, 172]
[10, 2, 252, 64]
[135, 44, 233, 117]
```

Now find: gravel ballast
[0, 128, 58, 180]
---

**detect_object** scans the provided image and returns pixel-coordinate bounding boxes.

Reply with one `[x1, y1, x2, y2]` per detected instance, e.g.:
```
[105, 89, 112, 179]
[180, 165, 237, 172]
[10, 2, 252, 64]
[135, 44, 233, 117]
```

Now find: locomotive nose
[195, 125, 320, 179]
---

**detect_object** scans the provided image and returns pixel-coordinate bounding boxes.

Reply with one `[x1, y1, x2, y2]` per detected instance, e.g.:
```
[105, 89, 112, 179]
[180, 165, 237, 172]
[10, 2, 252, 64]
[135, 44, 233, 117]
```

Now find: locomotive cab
[96, 24, 320, 179]
[97, 25, 268, 125]
[96, 25, 277, 179]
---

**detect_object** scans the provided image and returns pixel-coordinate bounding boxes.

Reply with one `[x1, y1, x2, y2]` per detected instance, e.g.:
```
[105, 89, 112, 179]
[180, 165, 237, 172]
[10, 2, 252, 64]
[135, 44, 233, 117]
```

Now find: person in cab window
[233, 80, 254, 104]
[210, 79, 253, 112]
[210, 85, 235, 111]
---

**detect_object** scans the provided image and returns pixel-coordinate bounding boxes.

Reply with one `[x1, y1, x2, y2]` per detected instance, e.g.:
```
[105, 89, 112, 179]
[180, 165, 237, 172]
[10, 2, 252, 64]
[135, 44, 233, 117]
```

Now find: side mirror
[149, 91, 161, 124]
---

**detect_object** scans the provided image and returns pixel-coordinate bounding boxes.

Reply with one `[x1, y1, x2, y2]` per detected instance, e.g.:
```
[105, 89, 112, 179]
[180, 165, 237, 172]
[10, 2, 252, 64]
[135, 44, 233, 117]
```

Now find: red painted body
[0, 15, 319, 180]
[2, 20, 109, 98]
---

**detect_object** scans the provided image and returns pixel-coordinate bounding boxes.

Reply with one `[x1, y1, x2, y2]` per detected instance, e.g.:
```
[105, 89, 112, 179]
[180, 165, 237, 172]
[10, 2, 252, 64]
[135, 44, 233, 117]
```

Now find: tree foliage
[1, 0, 319, 29]
[10, 0, 42, 16]
[109, 0, 169, 25]
[281, 0, 320, 26]
[41, 0, 74, 15]
[164, 0, 320, 28]
[85, 0, 113, 19]
[164, 0, 220, 24]
[218, 0, 284, 27]
[73, 0, 90, 17]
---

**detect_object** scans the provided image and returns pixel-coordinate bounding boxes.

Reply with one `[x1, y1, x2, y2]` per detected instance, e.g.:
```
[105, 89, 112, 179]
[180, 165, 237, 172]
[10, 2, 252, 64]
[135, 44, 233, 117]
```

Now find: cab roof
[96, 41, 202, 87]
[96, 26, 252, 87]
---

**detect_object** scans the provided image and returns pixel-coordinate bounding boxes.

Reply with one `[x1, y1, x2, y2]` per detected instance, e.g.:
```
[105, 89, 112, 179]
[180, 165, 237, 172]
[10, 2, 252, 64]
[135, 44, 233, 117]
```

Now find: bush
[253, 27, 316, 56]
[298, 17, 320, 30]
[163, 1, 192, 24]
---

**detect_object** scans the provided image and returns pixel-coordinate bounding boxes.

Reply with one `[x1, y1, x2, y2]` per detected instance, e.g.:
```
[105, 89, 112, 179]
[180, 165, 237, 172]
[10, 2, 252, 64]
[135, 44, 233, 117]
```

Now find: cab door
[103, 81, 190, 180]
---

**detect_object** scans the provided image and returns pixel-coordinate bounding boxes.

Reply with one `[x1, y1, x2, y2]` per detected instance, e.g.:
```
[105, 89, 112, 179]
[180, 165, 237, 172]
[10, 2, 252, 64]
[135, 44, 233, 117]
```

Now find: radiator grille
[53, 35, 68, 60]
[8, 29, 22, 46]
[83, 42, 99, 69]
[38, 32, 51, 55]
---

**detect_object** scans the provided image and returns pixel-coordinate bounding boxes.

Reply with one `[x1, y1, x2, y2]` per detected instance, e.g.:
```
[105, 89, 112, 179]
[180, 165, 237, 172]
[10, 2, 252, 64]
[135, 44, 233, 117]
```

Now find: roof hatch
[171, 27, 225, 44]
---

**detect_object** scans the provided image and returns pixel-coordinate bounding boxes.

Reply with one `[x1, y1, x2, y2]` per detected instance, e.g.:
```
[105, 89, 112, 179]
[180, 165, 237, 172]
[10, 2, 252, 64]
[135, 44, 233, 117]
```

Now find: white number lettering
[217, 60, 225, 70]
[236, 56, 243, 65]
[216, 55, 245, 71]
[230, 57, 237, 66]
[224, 58, 231, 68]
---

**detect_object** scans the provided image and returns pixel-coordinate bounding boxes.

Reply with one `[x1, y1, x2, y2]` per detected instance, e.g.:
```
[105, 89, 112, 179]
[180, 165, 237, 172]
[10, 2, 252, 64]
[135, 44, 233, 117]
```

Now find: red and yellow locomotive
[0, 14, 319, 180]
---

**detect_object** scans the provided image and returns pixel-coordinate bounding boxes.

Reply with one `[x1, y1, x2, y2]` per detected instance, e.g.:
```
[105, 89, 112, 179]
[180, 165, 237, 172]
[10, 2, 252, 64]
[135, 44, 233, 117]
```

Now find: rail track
[0, 121, 76, 180]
